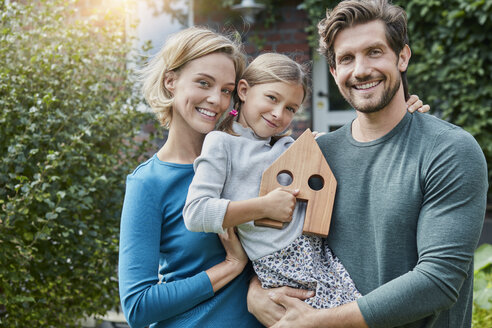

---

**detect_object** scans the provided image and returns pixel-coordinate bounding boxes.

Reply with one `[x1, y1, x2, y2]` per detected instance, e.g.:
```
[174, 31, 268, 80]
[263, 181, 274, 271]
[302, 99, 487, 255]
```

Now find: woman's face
[165, 52, 236, 135]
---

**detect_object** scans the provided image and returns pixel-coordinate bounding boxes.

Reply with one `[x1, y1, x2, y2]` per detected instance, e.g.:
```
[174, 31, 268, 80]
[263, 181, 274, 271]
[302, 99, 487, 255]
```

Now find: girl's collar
[232, 122, 271, 143]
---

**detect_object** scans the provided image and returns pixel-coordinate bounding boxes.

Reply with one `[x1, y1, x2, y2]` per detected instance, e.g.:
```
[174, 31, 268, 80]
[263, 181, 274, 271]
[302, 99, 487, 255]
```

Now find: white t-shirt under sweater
[184, 122, 305, 260]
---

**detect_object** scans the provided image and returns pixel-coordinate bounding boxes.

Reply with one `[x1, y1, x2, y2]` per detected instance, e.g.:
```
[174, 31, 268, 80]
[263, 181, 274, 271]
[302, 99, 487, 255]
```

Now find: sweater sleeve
[118, 174, 214, 328]
[183, 132, 230, 234]
[357, 128, 488, 327]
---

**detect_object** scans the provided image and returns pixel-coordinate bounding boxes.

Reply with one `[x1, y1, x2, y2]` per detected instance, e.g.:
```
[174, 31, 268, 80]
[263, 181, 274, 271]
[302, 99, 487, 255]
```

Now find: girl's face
[237, 80, 304, 138]
[165, 52, 236, 135]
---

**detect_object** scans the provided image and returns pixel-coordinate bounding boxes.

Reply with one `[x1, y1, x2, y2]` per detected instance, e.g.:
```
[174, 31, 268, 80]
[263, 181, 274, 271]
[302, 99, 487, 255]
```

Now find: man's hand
[269, 292, 317, 328]
[269, 293, 369, 328]
[247, 276, 314, 327]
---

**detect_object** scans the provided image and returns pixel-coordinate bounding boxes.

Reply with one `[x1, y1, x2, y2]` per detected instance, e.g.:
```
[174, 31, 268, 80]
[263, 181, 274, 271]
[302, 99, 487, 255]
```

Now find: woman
[118, 26, 263, 328]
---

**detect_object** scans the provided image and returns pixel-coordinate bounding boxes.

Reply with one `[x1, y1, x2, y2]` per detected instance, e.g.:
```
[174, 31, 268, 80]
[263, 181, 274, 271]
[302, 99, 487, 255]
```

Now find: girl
[183, 53, 428, 308]
[118, 27, 263, 328]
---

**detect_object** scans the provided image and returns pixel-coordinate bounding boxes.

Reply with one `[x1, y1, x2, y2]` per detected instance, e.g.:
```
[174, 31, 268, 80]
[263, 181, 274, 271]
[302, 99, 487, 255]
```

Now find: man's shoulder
[411, 113, 477, 146]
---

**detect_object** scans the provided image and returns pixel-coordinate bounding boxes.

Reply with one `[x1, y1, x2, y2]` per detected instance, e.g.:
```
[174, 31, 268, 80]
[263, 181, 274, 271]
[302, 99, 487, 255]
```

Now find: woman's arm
[206, 228, 248, 292]
[119, 175, 218, 327]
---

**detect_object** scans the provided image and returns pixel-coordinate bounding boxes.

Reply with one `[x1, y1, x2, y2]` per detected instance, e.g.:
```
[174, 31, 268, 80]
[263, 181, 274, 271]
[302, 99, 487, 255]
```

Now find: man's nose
[353, 56, 371, 79]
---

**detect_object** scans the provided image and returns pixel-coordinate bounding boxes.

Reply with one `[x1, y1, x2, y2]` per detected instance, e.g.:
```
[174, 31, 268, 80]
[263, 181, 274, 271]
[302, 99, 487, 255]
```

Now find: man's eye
[339, 56, 352, 64]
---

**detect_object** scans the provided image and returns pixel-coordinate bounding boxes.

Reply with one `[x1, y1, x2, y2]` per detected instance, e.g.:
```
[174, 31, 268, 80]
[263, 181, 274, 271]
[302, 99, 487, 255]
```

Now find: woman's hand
[406, 94, 430, 113]
[219, 227, 248, 270]
[206, 228, 248, 292]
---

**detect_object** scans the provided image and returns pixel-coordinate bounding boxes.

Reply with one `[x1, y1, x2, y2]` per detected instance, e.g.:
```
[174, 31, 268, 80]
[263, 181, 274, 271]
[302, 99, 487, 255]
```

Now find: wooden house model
[255, 129, 337, 237]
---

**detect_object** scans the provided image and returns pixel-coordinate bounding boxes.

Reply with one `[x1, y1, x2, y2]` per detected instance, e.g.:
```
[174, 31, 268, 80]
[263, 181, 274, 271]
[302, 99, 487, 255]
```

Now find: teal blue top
[118, 154, 262, 328]
[317, 112, 488, 327]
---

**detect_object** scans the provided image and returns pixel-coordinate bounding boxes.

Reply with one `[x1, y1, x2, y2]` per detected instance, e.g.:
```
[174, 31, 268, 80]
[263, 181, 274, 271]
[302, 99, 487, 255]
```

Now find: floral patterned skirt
[252, 234, 361, 309]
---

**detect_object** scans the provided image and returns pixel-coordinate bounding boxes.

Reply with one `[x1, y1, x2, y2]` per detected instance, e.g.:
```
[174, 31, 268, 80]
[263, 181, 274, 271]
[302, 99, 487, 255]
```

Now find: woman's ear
[237, 79, 249, 102]
[164, 71, 177, 94]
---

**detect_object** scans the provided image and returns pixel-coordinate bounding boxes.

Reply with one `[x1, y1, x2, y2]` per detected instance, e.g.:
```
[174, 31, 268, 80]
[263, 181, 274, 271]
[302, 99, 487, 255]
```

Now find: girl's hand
[262, 188, 299, 223]
[406, 94, 430, 113]
[219, 227, 248, 270]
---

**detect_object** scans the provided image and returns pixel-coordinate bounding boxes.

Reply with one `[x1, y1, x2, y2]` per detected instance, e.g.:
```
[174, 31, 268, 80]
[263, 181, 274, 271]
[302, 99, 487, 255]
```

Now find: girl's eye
[286, 106, 296, 113]
[199, 80, 210, 87]
[267, 95, 276, 102]
[222, 89, 232, 95]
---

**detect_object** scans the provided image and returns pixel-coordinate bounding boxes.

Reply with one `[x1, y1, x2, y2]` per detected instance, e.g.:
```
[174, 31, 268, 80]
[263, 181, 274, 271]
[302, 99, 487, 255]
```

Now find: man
[247, 0, 488, 327]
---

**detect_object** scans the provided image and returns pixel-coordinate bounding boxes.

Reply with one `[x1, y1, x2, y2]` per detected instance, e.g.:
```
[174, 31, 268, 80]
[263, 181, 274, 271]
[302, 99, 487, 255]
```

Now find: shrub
[0, 0, 151, 325]
[473, 243, 492, 327]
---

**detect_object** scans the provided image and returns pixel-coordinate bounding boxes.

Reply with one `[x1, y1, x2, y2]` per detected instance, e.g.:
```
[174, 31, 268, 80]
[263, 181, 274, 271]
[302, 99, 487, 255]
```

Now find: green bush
[473, 243, 492, 327]
[0, 0, 152, 326]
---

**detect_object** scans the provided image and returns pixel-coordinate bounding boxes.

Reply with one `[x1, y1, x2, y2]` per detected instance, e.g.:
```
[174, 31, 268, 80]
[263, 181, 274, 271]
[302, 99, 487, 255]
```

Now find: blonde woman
[118, 27, 262, 328]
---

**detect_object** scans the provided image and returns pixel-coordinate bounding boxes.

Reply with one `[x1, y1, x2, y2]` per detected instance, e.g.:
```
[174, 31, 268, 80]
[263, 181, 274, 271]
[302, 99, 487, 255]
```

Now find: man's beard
[342, 75, 401, 114]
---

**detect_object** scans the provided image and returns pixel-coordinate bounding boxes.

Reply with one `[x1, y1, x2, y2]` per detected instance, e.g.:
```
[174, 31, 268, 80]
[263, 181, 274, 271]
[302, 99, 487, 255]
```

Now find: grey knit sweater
[183, 123, 305, 260]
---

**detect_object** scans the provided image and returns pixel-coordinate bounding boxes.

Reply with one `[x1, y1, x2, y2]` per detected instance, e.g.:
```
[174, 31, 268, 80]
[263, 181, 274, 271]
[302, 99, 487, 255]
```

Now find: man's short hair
[318, 0, 410, 99]
[318, 0, 408, 68]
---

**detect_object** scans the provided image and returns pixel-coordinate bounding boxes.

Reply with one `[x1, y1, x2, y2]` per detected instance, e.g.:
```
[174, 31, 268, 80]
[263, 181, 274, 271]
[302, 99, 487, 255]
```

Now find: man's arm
[359, 129, 487, 326]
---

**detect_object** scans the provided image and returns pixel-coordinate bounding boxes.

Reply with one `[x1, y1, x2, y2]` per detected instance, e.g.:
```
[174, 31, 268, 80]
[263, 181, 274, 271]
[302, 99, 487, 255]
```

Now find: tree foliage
[0, 0, 152, 325]
[298, 0, 492, 198]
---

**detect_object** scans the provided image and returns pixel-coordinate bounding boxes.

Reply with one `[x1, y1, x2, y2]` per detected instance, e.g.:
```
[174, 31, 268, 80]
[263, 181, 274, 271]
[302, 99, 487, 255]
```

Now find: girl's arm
[222, 187, 299, 228]
[184, 132, 298, 233]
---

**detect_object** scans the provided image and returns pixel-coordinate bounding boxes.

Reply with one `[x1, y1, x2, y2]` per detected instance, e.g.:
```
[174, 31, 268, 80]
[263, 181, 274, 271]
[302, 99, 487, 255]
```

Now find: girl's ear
[237, 79, 249, 102]
[164, 71, 177, 94]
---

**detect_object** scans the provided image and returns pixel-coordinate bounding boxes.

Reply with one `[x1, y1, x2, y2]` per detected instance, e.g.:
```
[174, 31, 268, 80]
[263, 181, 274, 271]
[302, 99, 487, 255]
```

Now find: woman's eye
[267, 95, 276, 101]
[286, 106, 296, 113]
[199, 80, 209, 87]
[222, 89, 232, 95]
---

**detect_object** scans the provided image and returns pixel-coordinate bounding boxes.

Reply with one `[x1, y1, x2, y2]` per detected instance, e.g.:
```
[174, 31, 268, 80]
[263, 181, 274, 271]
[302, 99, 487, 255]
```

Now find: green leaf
[475, 243, 492, 274]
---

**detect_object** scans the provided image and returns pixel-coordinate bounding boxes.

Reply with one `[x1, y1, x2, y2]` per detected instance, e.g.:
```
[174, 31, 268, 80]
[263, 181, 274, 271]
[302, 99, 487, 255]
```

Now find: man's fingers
[268, 291, 286, 307]
[281, 286, 314, 300]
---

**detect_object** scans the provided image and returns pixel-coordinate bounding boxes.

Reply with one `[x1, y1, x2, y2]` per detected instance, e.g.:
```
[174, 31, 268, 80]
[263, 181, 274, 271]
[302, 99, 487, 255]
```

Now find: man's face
[329, 20, 409, 114]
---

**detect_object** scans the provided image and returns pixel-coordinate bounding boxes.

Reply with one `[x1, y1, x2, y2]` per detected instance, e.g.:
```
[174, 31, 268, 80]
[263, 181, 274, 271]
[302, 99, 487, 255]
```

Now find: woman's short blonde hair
[141, 26, 246, 127]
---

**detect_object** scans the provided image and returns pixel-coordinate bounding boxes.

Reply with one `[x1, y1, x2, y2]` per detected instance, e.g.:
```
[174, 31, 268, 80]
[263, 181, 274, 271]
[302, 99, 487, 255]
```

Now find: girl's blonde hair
[217, 53, 311, 135]
[141, 26, 246, 127]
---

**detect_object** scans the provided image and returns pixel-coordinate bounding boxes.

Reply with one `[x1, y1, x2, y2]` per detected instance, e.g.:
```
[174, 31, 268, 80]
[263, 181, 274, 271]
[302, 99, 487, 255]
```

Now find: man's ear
[164, 71, 177, 94]
[398, 44, 411, 72]
[329, 65, 338, 84]
[237, 79, 250, 102]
